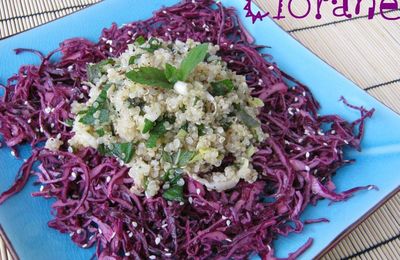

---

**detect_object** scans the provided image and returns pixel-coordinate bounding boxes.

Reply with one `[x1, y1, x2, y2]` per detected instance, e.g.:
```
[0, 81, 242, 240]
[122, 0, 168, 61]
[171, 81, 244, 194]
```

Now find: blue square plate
[0, 0, 399, 259]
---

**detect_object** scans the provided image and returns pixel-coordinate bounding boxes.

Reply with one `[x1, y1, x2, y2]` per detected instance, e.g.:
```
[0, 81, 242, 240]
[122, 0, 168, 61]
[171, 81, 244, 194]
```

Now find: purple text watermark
[244, 0, 400, 23]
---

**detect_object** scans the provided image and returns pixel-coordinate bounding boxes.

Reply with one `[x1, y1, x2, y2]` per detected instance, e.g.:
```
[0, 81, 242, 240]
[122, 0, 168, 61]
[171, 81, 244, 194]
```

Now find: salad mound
[0, 0, 374, 259]
[68, 38, 265, 198]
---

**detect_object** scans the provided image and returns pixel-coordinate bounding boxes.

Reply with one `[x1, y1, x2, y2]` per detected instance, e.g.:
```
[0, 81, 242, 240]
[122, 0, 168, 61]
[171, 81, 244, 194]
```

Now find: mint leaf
[129, 54, 141, 65]
[235, 105, 260, 128]
[142, 119, 155, 134]
[98, 142, 135, 163]
[146, 120, 167, 148]
[79, 111, 96, 125]
[111, 142, 135, 163]
[169, 173, 183, 185]
[87, 59, 115, 82]
[163, 185, 184, 202]
[151, 120, 168, 135]
[134, 36, 146, 45]
[127, 97, 146, 109]
[146, 134, 159, 148]
[210, 79, 234, 96]
[79, 85, 111, 126]
[96, 128, 105, 137]
[65, 119, 74, 127]
[98, 144, 108, 155]
[197, 124, 206, 136]
[126, 67, 173, 89]
[97, 109, 110, 124]
[180, 122, 189, 132]
[165, 63, 179, 83]
[178, 43, 208, 81]
[77, 110, 88, 115]
[141, 37, 162, 53]
[162, 151, 173, 164]
[177, 151, 196, 167]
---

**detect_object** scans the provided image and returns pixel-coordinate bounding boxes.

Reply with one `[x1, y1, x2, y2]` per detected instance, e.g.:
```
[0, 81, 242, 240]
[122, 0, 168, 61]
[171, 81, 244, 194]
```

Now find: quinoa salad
[0, 1, 374, 259]
[64, 38, 266, 199]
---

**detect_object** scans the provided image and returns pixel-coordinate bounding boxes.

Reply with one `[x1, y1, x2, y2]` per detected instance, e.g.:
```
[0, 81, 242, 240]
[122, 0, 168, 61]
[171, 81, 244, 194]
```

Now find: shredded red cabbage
[0, 0, 375, 259]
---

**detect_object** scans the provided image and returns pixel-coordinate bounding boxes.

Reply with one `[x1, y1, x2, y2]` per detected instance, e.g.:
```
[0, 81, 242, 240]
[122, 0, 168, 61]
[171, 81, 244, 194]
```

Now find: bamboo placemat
[0, 0, 399, 259]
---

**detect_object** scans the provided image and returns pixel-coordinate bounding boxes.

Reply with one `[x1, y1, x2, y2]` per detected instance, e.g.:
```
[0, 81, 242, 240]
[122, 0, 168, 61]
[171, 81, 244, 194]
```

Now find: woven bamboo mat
[0, 0, 399, 259]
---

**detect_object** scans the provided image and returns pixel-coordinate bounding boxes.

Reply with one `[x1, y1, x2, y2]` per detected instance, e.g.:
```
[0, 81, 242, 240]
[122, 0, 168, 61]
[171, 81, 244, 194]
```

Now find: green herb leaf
[126, 67, 173, 89]
[178, 43, 209, 81]
[161, 168, 182, 183]
[197, 124, 206, 136]
[98, 109, 110, 123]
[172, 149, 181, 165]
[78, 108, 96, 125]
[193, 97, 200, 106]
[96, 128, 105, 137]
[87, 59, 115, 82]
[134, 36, 146, 45]
[151, 120, 168, 135]
[169, 174, 182, 186]
[141, 38, 162, 53]
[111, 142, 135, 163]
[177, 151, 196, 167]
[177, 129, 187, 139]
[162, 151, 173, 164]
[163, 185, 184, 202]
[221, 119, 232, 131]
[65, 119, 74, 127]
[180, 122, 189, 132]
[77, 110, 88, 115]
[146, 120, 167, 148]
[146, 134, 159, 148]
[162, 168, 173, 182]
[210, 79, 234, 96]
[98, 144, 108, 156]
[129, 54, 141, 65]
[97, 142, 135, 163]
[235, 106, 260, 129]
[165, 115, 176, 124]
[127, 97, 146, 109]
[79, 85, 111, 126]
[143, 176, 149, 190]
[142, 119, 155, 134]
[165, 63, 179, 84]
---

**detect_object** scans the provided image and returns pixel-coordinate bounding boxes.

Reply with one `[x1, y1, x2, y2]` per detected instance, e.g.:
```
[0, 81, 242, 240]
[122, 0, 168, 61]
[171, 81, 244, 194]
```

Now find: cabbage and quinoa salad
[0, 0, 374, 259]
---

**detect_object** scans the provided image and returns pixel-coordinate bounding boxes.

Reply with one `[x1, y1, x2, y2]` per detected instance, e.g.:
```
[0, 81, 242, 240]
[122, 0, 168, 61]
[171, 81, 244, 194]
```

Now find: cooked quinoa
[68, 37, 266, 199]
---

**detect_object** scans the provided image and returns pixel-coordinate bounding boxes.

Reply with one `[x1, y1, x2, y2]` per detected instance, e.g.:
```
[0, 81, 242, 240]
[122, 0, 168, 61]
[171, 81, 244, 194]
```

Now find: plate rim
[0, 225, 19, 260]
